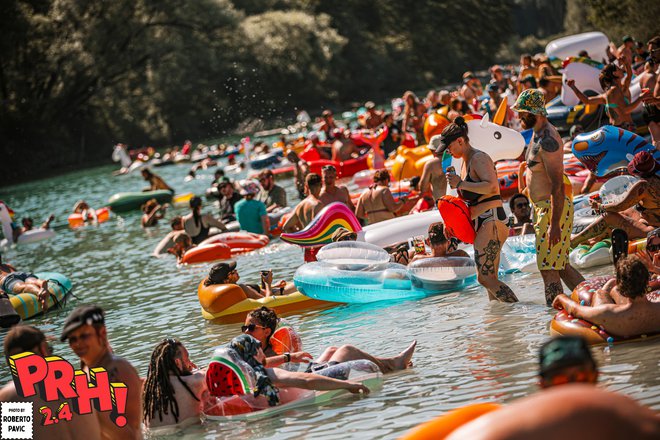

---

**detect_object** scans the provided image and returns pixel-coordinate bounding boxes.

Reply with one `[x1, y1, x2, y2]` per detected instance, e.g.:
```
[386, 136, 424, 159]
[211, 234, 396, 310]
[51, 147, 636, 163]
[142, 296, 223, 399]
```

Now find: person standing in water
[355, 170, 405, 225]
[432, 117, 518, 303]
[512, 89, 584, 305]
[183, 197, 228, 245]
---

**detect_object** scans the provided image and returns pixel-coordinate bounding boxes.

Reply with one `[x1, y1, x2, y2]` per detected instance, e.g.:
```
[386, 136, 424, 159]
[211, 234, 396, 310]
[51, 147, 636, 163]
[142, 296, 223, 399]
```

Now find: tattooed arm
[540, 128, 565, 244]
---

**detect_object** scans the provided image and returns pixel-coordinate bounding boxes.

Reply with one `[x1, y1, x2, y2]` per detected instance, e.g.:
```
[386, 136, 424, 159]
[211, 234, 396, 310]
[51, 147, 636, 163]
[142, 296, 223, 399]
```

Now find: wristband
[284, 352, 291, 363]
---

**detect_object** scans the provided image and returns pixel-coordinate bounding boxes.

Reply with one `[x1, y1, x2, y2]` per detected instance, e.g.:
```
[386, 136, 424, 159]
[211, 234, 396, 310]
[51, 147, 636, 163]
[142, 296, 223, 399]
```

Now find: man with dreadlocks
[142, 339, 208, 428]
[61, 305, 142, 440]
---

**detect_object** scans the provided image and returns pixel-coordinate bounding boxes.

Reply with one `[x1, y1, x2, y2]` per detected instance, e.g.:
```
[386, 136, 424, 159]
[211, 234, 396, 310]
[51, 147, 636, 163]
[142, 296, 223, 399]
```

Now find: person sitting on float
[570, 151, 660, 248]
[433, 117, 519, 303]
[566, 59, 652, 132]
[203, 262, 288, 300]
[224, 334, 370, 408]
[183, 196, 228, 245]
[72, 200, 97, 224]
[243, 307, 416, 374]
[537, 336, 598, 389]
[141, 198, 168, 228]
[508, 193, 534, 236]
[306, 132, 332, 160]
[552, 255, 660, 338]
[20, 214, 54, 234]
[0, 255, 50, 324]
[411, 222, 469, 262]
[141, 168, 174, 193]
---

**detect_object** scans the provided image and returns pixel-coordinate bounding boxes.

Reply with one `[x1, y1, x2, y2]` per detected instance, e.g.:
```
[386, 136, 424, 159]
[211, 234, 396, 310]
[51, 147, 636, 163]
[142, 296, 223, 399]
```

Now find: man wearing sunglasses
[61, 306, 142, 440]
[508, 193, 533, 236]
[1, 325, 102, 440]
[553, 255, 660, 338]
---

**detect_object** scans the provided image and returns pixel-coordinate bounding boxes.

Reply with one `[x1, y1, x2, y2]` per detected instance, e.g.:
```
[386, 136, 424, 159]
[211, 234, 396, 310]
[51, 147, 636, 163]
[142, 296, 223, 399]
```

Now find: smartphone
[413, 236, 426, 255]
[260, 270, 270, 290]
[446, 166, 456, 175]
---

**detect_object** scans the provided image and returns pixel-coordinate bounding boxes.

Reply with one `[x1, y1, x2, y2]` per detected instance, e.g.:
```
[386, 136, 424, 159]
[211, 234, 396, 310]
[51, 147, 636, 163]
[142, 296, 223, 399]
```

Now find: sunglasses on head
[241, 323, 267, 333]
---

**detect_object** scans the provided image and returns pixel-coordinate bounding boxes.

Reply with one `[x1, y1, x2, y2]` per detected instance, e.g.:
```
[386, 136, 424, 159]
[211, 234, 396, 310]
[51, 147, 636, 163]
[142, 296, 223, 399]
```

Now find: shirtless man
[1, 325, 101, 439]
[644, 36, 660, 148]
[286, 151, 309, 199]
[61, 306, 142, 440]
[319, 165, 354, 212]
[364, 101, 384, 129]
[282, 173, 324, 233]
[331, 131, 361, 162]
[553, 255, 660, 338]
[571, 151, 660, 247]
[512, 89, 584, 305]
[142, 339, 207, 429]
[0, 255, 49, 317]
[419, 145, 448, 201]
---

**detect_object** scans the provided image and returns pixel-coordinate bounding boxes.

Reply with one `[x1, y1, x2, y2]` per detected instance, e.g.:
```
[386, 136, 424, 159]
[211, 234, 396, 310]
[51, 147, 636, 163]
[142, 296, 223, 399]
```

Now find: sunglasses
[241, 323, 267, 333]
[515, 202, 530, 209]
[647, 242, 660, 253]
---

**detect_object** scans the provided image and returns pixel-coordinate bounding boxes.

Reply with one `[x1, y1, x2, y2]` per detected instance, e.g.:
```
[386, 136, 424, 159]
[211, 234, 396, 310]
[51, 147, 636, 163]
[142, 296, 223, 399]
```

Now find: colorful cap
[511, 88, 547, 116]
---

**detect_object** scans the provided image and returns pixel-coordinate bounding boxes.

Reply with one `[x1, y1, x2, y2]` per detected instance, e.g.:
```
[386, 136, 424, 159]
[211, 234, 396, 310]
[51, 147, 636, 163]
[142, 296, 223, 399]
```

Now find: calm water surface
[0, 160, 658, 439]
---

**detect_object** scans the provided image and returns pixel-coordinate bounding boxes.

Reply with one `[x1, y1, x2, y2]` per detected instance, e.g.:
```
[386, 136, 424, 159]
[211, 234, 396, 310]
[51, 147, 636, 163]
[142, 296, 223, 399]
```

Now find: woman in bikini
[355, 169, 405, 225]
[434, 117, 518, 302]
[567, 59, 651, 132]
[401, 91, 427, 142]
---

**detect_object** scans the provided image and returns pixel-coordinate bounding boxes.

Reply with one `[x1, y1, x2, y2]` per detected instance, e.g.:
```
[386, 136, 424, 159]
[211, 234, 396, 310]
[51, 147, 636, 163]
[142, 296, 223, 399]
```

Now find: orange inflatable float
[437, 195, 475, 244]
[423, 111, 451, 143]
[200, 232, 269, 254]
[400, 403, 501, 440]
[550, 277, 660, 345]
[181, 243, 232, 265]
[67, 208, 110, 228]
[198, 280, 335, 323]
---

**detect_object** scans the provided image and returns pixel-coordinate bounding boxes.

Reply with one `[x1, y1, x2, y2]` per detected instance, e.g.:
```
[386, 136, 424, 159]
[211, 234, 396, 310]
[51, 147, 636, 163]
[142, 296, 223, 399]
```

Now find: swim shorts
[1, 272, 37, 294]
[532, 196, 573, 271]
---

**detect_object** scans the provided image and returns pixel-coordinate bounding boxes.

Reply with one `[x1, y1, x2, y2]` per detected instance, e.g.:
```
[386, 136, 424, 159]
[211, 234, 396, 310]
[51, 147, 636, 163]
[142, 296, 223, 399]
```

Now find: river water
[0, 159, 658, 439]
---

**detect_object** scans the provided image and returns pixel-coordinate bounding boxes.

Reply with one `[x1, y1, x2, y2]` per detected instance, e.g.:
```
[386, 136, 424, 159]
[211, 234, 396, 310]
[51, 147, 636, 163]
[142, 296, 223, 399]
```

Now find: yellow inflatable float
[197, 280, 336, 323]
[388, 145, 434, 180]
[8, 272, 72, 321]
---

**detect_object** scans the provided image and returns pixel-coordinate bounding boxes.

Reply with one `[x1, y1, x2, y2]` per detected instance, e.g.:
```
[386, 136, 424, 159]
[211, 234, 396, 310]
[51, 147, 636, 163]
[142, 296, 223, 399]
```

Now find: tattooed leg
[571, 217, 608, 247]
[494, 285, 519, 303]
[544, 281, 564, 306]
[474, 239, 500, 276]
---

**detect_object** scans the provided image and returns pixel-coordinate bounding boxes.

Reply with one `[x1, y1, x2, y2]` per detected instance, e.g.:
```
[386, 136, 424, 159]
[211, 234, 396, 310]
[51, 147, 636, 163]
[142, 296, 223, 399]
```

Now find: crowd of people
[1, 32, 660, 439]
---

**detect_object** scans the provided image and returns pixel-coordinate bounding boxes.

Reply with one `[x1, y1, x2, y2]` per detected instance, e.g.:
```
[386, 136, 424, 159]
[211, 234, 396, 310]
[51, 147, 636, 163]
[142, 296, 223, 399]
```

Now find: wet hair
[141, 198, 158, 213]
[428, 222, 448, 246]
[599, 64, 618, 89]
[247, 306, 279, 338]
[142, 339, 198, 424]
[509, 193, 530, 211]
[189, 196, 203, 227]
[440, 116, 470, 144]
[615, 255, 649, 298]
[306, 173, 322, 189]
[4, 325, 46, 361]
[373, 169, 391, 183]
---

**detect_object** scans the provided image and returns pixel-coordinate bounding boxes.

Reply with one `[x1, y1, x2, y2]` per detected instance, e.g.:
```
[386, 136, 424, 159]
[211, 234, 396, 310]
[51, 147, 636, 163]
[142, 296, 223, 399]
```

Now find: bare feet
[38, 280, 49, 311]
[391, 340, 417, 371]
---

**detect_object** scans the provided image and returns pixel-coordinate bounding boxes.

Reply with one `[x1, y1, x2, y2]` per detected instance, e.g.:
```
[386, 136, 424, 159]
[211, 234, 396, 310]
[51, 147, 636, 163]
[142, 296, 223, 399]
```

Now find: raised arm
[566, 79, 606, 105]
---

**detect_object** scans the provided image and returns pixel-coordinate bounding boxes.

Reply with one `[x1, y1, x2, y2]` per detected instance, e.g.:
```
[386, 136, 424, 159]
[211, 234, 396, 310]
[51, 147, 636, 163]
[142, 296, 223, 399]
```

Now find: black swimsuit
[458, 157, 506, 231]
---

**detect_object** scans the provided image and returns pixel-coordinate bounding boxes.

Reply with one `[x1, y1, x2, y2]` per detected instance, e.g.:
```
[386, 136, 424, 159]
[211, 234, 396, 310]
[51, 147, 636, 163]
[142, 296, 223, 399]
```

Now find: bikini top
[458, 155, 502, 207]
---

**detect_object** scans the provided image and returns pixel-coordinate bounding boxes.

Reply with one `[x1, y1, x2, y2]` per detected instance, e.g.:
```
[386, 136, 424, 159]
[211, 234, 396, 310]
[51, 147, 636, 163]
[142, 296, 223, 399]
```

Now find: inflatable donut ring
[437, 195, 475, 244]
[550, 277, 660, 345]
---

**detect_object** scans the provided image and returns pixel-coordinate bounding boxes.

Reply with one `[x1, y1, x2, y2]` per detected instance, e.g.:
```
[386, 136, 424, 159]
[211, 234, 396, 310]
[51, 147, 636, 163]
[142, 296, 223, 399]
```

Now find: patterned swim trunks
[532, 195, 573, 271]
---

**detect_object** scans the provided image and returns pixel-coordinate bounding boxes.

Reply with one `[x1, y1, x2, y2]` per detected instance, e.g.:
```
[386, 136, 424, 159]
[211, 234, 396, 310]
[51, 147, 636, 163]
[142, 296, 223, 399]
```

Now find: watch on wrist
[284, 352, 291, 363]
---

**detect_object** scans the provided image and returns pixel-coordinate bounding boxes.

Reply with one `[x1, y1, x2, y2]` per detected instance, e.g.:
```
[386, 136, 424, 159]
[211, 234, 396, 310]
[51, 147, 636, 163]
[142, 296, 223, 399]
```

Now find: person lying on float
[552, 255, 660, 338]
[202, 262, 288, 300]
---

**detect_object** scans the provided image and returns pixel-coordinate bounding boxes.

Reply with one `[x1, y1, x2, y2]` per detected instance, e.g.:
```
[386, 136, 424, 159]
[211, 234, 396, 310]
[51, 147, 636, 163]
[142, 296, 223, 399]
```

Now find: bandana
[229, 334, 279, 406]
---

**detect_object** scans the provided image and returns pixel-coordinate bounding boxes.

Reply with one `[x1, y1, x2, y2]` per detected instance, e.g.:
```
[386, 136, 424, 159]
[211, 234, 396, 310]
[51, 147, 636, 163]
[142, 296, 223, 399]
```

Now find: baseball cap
[331, 227, 358, 242]
[207, 261, 237, 285]
[539, 336, 596, 378]
[365, 101, 376, 109]
[61, 305, 105, 341]
[430, 132, 463, 155]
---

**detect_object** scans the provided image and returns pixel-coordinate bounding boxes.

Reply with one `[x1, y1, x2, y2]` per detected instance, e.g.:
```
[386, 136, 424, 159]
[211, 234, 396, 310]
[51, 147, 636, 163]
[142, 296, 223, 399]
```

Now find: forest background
[0, 0, 657, 184]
